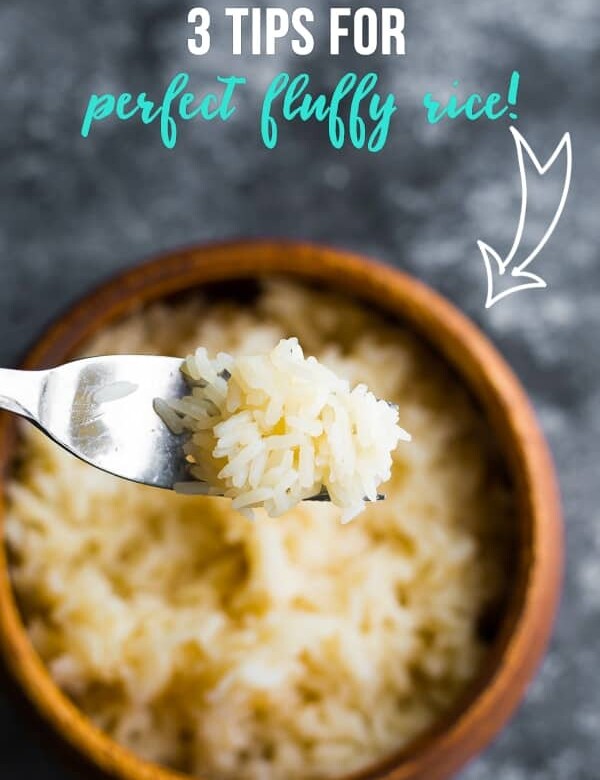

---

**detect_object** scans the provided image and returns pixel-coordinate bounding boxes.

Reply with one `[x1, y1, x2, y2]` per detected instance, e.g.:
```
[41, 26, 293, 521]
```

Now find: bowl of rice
[0, 241, 562, 780]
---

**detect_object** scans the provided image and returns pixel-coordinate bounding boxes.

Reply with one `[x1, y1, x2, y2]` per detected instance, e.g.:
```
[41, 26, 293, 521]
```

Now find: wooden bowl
[0, 241, 563, 780]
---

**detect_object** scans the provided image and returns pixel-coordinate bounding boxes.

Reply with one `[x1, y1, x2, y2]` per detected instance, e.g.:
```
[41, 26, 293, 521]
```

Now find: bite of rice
[160, 337, 410, 521]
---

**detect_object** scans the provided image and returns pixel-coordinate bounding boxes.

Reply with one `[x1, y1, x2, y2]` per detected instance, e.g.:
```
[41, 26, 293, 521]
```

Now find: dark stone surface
[0, 1, 598, 777]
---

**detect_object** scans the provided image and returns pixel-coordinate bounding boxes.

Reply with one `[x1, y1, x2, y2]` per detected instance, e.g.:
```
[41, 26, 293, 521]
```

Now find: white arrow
[478, 126, 572, 309]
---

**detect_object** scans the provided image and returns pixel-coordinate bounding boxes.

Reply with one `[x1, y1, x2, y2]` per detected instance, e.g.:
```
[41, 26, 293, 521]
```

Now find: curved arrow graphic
[478, 126, 573, 309]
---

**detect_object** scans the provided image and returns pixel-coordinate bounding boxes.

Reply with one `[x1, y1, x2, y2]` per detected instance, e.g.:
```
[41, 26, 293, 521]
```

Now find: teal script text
[423, 71, 520, 124]
[80, 73, 246, 149]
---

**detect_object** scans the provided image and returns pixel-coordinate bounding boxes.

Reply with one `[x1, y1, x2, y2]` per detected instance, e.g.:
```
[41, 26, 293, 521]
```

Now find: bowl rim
[0, 239, 563, 780]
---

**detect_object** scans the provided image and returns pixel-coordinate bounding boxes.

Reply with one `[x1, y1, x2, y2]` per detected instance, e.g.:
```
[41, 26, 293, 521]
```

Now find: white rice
[159, 338, 410, 522]
[5, 280, 513, 780]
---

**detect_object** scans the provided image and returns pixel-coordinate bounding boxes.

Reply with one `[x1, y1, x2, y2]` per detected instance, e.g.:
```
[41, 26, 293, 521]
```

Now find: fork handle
[0, 368, 47, 422]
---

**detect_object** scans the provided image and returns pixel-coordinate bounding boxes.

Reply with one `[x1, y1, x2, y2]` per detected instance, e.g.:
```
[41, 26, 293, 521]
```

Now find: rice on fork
[156, 337, 410, 521]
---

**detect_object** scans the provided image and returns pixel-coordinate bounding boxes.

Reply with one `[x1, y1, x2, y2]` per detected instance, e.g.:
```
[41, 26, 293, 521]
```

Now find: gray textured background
[0, 0, 598, 777]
